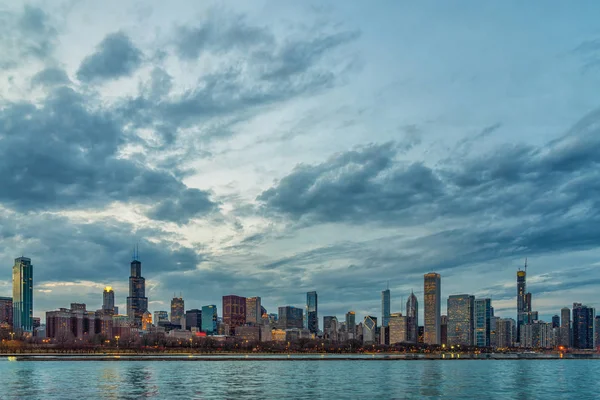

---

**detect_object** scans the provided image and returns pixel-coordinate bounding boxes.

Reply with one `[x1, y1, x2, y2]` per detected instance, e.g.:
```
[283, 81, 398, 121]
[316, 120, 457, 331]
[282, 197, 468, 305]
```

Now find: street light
[115, 335, 120, 350]
[9, 332, 15, 341]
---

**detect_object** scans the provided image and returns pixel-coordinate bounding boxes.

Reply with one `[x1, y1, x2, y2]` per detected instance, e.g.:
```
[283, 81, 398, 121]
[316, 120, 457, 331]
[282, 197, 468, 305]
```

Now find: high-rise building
[102, 287, 115, 314]
[323, 316, 338, 341]
[551, 315, 560, 329]
[490, 316, 500, 347]
[516, 261, 531, 344]
[170, 296, 185, 323]
[0, 297, 13, 327]
[595, 316, 600, 348]
[381, 288, 391, 328]
[447, 294, 475, 346]
[223, 295, 246, 334]
[126, 249, 148, 328]
[278, 306, 303, 329]
[12, 257, 33, 333]
[389, 312, 407, 344]
[185, 309, 202, 331]
[496, 318, 515, 348]
[154, 311, 168, 325]
[406, 291, 418, 343]
[363, 316, 378, 344]
[440, 315, 448, 345]
[306, 291, 318, 334]
[245, 297, 262, 325]
[346, 311, 356, 340]
[572, 303, 595, 349]
[424, 273, 441, 345]
[560, 307, 571, 347]
[474, 298, 492, 347]
[202, 305, 218, 335]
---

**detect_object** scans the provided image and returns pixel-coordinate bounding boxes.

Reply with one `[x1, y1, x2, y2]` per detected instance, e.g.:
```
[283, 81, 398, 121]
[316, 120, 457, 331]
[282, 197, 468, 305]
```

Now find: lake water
[0, 359, 596, 399]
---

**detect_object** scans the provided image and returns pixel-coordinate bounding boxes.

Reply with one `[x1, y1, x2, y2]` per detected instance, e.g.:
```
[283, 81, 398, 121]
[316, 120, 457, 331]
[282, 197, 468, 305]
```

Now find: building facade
[170, 296, 185, 324]
[0, 297, 12, 327]
[346, 311, 356, 340]
[185, 309, 202, 331]
[560, 307, 571, 347]
[223, 295, 246, 334]
[363, 316, 377, 344]
[154, 311, 168, 325]
[474, 298, 492, 347]
[406, 291, 418, 343]
[126, 252, 148, 328]
[424, 273, 441, 345]
[102, 287, 115, 315]
[202, 305, 218, 334]
[572, 303, 595, 349]
[245, 297, 262, 325]
[381, 289, 390, 328]
[278, 306, 303, 329]
[389, 312, 407, 344]
[447, 294, 475, 346]
[306, 291, 318, 334]
[12, 257, 33, 333]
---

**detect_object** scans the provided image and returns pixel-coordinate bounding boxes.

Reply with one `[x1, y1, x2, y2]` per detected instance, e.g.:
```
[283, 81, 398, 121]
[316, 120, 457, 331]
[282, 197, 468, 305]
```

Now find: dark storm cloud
[0, 5, 57, 69]
[76, 31, 143, 83]
[0, 85, 216, 223]
[31, 67, 71, 87]
[0, 211, 202, 284]
[259, 108, 600, 227]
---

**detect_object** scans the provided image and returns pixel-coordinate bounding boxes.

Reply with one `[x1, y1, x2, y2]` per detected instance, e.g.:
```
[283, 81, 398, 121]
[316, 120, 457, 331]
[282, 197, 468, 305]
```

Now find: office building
[424, 273, 441, 345]
[516, 262, 531, 344]
[595, 316, 600, 348]
[490, 316, 500, 347]
[552, 315, 560, 329]
[12, 257, 33, 333]
[447, 294, 475, 346]
[496, 318, 515, 348]
[170, 296, 185, 323]
[223, 295, 246, 334]
[440, 315, 448, 345]
[102, 286, 115, 315]
[202, 305, 218, 334]
[278, 306, 303, 329]
[381, 288, 390, 328]
[185, 309, 202, 331]
[389, 312, 407, 344]
[0, 297, 12, 326]
[474, 298, 492, 347]
[406, 291, 418, 343]
[142, 311, 152, 330]
[560, 307, 571, 347]
[306, 291, 318, 334]
[126, 249, 148, 328]
[363, 316, 377, 344]
[246, 297, 262, 325]
[154, 311, 169, 325]
[323, 316, 338, 341]
[572, 303, 595, 349]
[346, 311, 356, 340]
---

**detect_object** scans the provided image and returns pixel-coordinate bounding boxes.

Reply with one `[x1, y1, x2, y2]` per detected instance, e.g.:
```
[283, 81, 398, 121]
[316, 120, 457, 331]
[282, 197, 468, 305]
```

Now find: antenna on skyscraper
[524, 257, 528, 274]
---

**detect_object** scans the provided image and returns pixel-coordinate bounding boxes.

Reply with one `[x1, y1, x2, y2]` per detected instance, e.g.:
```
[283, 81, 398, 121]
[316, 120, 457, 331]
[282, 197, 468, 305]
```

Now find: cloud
[31, 67, 71, 87]
[0, 85, 216, 224]
[0, 5, 58, 69]
[76, 31, 143, 83]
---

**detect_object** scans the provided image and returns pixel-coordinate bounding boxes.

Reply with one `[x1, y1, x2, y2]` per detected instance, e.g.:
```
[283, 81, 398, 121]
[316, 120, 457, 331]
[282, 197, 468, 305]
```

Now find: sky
[1, 1, 600, 325]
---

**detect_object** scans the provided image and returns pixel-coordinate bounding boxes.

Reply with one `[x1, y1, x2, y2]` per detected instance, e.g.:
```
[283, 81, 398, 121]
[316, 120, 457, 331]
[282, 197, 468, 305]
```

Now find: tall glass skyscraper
[12, 257, 33, 333]
[516, 262, 530, 344]
[448, 294, 475, 346]
[572, 303, 595, 349]
[126, 249, 148, 328]
[475, 298, 492, 347]
[381, 289, 390, 328]
[560, 307, 571, 347]
[424, 273, 441, 345]
[406, 291, 418, 343]
[346, 311, 356, 340]
[202, 305, 218, 334]
[306, 291, 318, 334]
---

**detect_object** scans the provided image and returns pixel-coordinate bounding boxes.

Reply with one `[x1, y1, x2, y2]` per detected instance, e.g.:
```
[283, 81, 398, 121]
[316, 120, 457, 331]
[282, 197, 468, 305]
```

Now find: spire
[524, 257, 528, 273]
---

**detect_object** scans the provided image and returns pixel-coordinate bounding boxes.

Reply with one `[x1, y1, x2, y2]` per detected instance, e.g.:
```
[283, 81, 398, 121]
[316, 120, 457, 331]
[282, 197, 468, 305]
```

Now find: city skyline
[1, 1, 600, 324]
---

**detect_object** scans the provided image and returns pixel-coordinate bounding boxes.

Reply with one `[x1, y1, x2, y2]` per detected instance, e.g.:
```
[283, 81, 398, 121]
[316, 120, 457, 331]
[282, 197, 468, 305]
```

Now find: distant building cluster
[1, 253, 598, 352]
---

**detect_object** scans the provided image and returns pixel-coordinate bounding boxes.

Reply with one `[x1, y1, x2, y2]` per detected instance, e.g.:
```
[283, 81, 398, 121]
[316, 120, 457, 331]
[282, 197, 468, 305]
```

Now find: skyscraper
[424, 273, 441, 345]
[202, 305, 218, 335]
[516, 261, 530, 344]
[406, 290, 418, 343]
[560, 307, 571, 347]
[497, 318, 515, 348]
[572, 303, 595, 349]
[389, 312, 407, 344]
[223, 295, 246, 334]
[171, 296, 185, 323]
[126, 248, 148, 328]
[12, 257, 33, 333]
[185, 309, 202, 331]
[447, 294, 475, 346]
[551, 315, 560, 329]
[278, 306, 303, 329]
[246, 297, 262, 325]
[102, 286, 115, 314]
[381, 288, 390, 328]
[474, 298, 492, 347]
[0, 297, 12, 327]
[306, 291, 318, 334]
[363, 316, 377, 344]
[346, 311, 356, 340]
